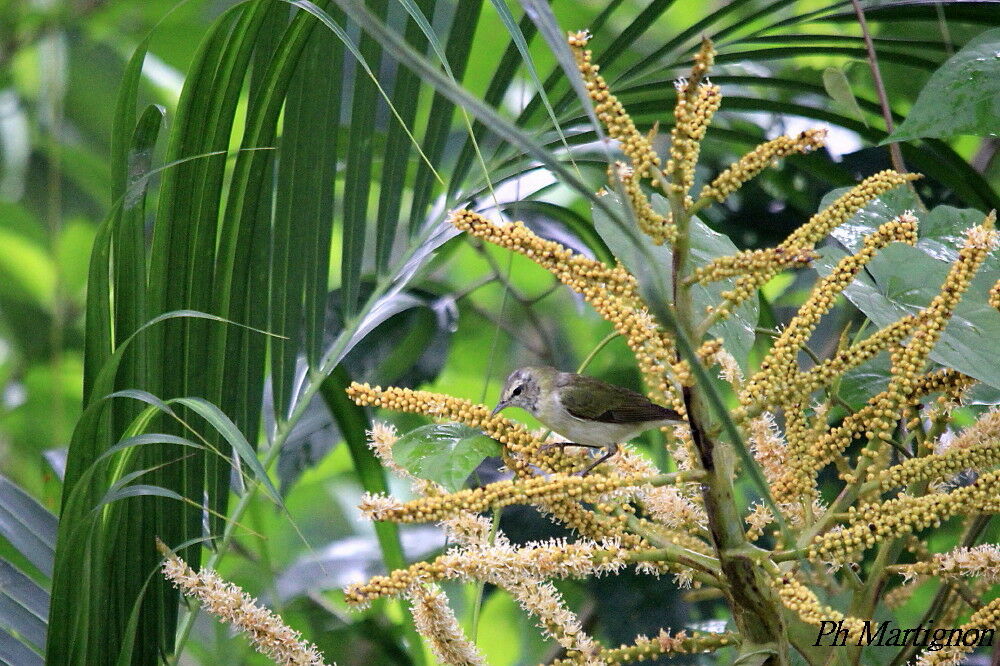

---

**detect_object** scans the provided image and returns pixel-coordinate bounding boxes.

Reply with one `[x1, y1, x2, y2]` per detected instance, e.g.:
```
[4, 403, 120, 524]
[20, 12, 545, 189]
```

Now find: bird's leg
[538, 441, 603, 453]
[578, 443, 618, 477]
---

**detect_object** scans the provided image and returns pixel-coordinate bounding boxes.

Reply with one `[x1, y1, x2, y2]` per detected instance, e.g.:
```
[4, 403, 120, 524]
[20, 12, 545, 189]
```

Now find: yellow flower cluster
[642, 484, 707, 531]
[569, 29, 710, 247]
[689, 246, 817, 287]
[990, 277, 1000, 310]
[333, 24, 1000, 665]
[860, 213, 995, 451]
[783, 171, 920, 249]
[804, 369, 976, 483]
[699, 130, 828, 203]
[788, 314, 918, 400]
[745, 502, 775, 541]
[653, 38, 716, 204]
[344, 566, 436, 606]
[636, 521, 715, 558]
[748, 412, 787, 487]
[408, 585, 487, 666]
[509, 577, 600, 661]
[809, 470, 1000, 563]
[774, 574, 870, 641]
[788, 211, 994, 480]
[346, 382, 541, 474]
[158, 540, 327, 666]
[744, 213, 918, 405]
[688, 36, 715, 83]
[873, 408, 1000, 490]
[714, 348, 743, 386]
[540, 494, 645, 548]
[569, 30, 660, 179]
[612, 161, 677, 244]
[550, 629, 738, 665]
[695, 337, 723, 364]
[668, 81, 721, 201]
[694, 171, 919, 318]
[914, 596, 1000, 666]
[365, 420, 426, 484]
[883, 578, 920, 609]
[449, 209, 685, 406]
[767, 402, 822, 505]
[360, 473, 647, 524]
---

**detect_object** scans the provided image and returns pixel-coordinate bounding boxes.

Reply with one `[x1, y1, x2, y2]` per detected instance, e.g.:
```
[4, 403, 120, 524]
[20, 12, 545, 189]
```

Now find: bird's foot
[577, 444, 619, 477]
[539, 441, 602, 454]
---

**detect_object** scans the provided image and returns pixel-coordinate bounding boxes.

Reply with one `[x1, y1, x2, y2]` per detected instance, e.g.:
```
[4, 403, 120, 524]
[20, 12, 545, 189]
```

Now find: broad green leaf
[815, 187, 1000, 389]
[837, 243, 1000, 391]
[329, 285, 457, 389]
[837, 354, 891, 412]
[592, 193, 760, 370]
[820, 185, 996, 271]
[966, 382, 1000, 407]
[392, 424, 501, 493]
[886, 27, 1000, 143]
[822, 66, 867, 128]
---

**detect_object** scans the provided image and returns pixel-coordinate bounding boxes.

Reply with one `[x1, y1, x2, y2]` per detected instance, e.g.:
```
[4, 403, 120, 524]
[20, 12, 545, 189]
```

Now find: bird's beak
[491, 401, 507, 416]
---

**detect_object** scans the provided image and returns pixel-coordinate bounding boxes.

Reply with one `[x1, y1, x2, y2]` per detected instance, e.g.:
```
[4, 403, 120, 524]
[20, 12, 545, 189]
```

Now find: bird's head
[492, 366, 556, 417]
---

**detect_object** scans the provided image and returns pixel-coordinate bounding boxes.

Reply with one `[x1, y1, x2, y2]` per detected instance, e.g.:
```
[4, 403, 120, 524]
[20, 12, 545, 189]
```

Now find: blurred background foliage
[0, 0, 998, 664]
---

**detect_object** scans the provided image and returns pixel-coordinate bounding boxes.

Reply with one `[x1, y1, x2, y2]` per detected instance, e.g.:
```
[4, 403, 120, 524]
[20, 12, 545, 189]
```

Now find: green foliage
[823, 65, 868, 128]
[393, 423, 502, 492]
[818, 186, 1000, 390]
[888, 26, 1000, 142]
[593, 193, 760, 370]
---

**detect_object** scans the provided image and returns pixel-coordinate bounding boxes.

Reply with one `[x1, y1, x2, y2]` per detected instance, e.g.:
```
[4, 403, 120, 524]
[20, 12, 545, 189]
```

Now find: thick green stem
[468, 506, 501, 642]
[668, 193, 790, 664]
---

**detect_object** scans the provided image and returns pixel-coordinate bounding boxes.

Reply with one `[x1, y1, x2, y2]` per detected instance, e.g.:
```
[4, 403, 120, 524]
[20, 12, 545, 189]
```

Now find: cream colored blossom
[898, 544, 1000, 583]
[750, 412, 787, 485]
[408, 585, 487, 666]
[345, 534, 628, 605]
[745, 502, 774, 541]
[441, 513, 494, 547]
[358, 492, 405, 521]
[159, 540, 328, 666]
[643, 485, 707, 530]
[508, 578, 601, 663]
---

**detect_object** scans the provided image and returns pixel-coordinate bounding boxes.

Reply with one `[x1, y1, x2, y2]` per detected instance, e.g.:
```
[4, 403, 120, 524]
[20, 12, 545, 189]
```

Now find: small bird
[492, 366, 685, 476]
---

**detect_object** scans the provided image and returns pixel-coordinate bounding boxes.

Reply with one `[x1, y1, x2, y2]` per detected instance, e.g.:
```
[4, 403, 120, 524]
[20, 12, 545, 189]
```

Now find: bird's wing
[556, 373, 682, 424]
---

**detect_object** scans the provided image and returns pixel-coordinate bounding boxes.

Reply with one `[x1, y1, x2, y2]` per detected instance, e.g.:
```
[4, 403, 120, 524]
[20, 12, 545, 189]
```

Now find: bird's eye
[511, 385, 523, 397]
